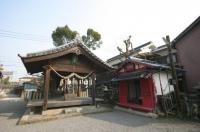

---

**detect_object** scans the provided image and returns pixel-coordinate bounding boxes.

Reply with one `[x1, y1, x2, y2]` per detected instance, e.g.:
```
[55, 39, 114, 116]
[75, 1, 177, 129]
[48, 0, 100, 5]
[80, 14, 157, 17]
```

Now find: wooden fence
[23, 91, 43, 101]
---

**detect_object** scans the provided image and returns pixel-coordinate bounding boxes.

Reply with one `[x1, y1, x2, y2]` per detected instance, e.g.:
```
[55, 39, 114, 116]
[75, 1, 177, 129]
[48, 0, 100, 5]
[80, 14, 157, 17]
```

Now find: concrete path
[0, 97, 200, 132]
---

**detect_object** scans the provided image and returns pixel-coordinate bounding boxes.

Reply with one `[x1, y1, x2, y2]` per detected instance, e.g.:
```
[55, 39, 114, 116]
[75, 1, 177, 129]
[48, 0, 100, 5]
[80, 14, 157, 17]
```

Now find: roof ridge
[78, 42, 114, 69]
[20, 39, 114, 69]
[172, 16, 200, 45]
[26, 40, 80, 57]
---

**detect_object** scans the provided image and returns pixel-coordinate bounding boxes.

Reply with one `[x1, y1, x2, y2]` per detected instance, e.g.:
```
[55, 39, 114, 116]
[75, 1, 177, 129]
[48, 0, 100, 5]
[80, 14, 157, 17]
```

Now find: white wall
[152, 72, 174, 95]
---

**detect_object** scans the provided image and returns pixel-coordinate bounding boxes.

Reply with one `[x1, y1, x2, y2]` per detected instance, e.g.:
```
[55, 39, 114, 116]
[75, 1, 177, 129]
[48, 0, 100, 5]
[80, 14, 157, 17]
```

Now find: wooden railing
[23, 91, 42, 101]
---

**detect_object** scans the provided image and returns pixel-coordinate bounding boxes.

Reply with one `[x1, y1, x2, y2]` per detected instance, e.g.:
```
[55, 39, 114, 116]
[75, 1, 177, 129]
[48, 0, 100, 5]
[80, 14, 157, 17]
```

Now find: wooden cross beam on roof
[117, 35, 133, 59]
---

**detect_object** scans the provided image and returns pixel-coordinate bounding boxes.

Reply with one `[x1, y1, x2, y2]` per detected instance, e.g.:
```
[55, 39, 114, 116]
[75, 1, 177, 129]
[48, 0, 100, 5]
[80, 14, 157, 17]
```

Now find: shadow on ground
[0, 98, 26, 120]
[84, 109, 195, 128]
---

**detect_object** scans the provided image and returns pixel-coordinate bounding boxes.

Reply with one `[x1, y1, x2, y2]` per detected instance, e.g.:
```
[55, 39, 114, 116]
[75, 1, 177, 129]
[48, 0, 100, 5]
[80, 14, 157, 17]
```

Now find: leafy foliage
[52, 25, 77, 46]
[1, 77, 10, 84]
[149, 44, 156, 50]
[0, 67, 3, 71]
[82, 29, 102, 50]
[52, 25, 102, 50]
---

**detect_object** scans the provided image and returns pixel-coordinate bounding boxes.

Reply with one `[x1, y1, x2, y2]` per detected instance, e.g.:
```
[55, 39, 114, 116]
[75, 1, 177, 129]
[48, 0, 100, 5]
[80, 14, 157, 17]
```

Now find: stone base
[19, 106, 112, 125]
[64, 94, 77, 100]
[114, 106, 158, 118]
[42, 108, 64, 116]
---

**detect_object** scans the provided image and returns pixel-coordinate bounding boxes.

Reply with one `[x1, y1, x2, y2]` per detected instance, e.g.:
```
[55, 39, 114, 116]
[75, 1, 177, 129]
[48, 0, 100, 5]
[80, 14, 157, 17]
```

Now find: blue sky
[0, 0, 199, 80]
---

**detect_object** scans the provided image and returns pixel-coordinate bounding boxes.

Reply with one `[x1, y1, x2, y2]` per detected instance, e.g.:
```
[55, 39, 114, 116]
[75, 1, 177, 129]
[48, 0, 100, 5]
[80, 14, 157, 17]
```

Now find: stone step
[114, 106, 158, 118]
[19, 106, 113, 125]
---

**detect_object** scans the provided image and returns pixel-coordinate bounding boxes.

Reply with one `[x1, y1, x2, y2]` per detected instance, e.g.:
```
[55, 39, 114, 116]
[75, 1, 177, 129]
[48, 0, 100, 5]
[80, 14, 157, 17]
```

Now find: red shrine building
[112, 57, 179, 112]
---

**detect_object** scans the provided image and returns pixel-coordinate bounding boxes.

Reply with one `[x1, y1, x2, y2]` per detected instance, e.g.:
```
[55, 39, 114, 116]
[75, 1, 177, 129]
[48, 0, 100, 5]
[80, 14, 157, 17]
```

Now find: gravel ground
[0, 97, 200, 132]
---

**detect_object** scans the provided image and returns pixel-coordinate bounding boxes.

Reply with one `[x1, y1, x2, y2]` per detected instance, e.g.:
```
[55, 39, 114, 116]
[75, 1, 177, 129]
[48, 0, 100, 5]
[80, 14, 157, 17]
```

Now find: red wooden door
[140, 78, 154, 108]
[119, 81, 128, 104]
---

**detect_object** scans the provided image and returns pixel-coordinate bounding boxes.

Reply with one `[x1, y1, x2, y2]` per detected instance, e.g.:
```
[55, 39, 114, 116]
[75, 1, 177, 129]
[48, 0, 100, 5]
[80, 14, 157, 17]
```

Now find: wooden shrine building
[19, 39, 113, 110]
[112, 57, 184, 113]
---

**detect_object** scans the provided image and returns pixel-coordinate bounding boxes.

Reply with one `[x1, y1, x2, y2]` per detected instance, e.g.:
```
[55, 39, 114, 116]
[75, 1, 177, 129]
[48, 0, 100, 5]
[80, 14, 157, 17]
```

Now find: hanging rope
[49, 65, 93, 80]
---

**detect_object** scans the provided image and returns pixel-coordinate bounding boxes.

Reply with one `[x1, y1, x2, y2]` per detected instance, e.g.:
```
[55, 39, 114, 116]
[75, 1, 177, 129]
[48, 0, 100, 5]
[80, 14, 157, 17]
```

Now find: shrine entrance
[19, 41, 113, 111]
[48, 66, 94, 100]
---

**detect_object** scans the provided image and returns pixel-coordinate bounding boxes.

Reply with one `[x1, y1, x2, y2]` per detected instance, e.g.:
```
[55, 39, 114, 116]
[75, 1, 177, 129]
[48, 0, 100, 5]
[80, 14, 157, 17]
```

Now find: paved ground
[0, 97, 200, 132]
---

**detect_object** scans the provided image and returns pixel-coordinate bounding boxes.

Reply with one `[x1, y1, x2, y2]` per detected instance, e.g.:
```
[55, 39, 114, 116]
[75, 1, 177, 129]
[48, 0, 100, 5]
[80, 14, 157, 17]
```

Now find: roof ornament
[74, 34, 83, 44]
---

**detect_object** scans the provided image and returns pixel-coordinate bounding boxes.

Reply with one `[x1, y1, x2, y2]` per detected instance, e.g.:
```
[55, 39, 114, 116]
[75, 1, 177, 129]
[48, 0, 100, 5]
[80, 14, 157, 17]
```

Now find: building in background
[172, 16, 200, 91]
[146, 45, 177, 65]
[106, 41, 153, 68]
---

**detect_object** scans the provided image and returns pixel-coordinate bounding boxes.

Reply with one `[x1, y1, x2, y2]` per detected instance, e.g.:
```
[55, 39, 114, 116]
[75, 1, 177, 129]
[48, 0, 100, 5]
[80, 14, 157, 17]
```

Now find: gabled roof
[152, 45, 168, 53]
[19, 39, 114, 74]
[172, 16, 200, 47]
[112, 70, 149, 82]
[117, 57, 170, 72]
[130, 57, 170, 69]
[117, 57, 185, 72]
[106, 41, 152, 63]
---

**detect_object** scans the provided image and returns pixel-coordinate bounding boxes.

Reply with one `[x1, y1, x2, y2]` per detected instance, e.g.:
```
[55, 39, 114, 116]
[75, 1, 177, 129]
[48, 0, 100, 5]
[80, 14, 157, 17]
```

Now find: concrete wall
[152, 72, 174, 95]
[175, 23, 200, 90]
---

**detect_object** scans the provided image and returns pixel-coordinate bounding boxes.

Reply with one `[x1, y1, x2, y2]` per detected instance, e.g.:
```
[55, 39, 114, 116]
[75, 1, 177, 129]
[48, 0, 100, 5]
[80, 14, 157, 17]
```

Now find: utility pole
[162, 35, 181, 115]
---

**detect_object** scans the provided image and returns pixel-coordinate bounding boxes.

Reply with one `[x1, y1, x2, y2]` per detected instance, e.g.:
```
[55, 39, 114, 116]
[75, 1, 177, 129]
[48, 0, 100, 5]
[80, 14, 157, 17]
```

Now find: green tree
[149, 44, 156, 50]
[2, 77, 10, 84]
[52, 25, 102, 50]
[52, 25, 77, 46]
[82, 29, 102, 50]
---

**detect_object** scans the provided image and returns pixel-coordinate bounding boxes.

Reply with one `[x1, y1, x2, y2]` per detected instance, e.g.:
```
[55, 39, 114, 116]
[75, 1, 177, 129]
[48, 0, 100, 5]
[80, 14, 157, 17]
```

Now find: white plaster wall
[152, 72, 174, 95]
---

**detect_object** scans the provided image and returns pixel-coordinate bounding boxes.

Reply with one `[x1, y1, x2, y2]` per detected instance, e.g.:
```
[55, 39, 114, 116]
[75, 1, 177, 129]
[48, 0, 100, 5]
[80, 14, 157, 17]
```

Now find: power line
[0, 34, 51, 42]
[0, 29, 52, 43]
[0, 29, 49, 38]
[0, 32, 49, 41]
[0, 34, 49, 42]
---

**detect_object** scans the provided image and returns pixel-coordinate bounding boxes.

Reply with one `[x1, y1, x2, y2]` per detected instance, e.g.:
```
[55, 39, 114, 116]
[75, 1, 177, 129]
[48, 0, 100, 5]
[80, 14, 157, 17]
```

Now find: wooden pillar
[158, 69, 164, 96]
[86, 78, 89, 97]
[70, 78, 73, 94]
[64, 79, 68, 94]
[92, 73, 96, 105]
[163, 35, 181, 115]
[66, 79, 68, 94]
[71, 78, 74, 94]
[43, 68, 51, 111]
[63, 79, 65, 94]
[77, 79, 80, 97]
[88, 78, 91, 97]
[88, 78, 90, 87]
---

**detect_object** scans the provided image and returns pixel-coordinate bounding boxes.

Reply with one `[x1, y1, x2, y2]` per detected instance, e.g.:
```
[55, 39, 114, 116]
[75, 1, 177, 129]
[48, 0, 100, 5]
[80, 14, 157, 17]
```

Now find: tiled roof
[22, 39, 113, 69]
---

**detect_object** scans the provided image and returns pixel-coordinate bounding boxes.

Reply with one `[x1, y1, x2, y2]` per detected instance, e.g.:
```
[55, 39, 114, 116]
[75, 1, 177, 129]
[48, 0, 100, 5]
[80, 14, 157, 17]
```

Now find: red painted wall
[119, 81, 128, 104]
[118, 78, 155, 111]
[118, 62, 155, 112]
[140, 78, 154, 108]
